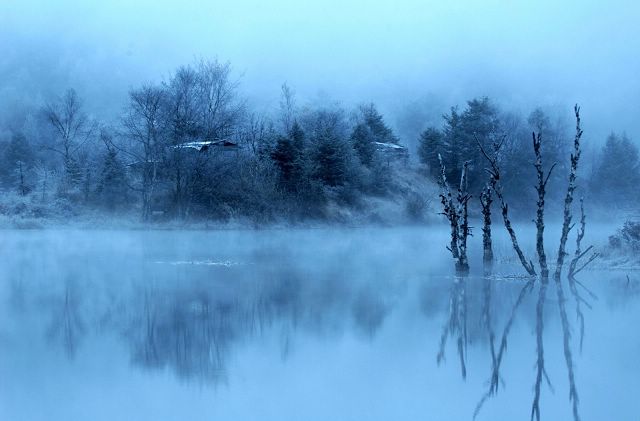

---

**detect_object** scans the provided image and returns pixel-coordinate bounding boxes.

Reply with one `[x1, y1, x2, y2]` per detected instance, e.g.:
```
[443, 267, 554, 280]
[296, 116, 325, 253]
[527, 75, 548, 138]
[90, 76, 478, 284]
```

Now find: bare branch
[555, 105, 584, 279]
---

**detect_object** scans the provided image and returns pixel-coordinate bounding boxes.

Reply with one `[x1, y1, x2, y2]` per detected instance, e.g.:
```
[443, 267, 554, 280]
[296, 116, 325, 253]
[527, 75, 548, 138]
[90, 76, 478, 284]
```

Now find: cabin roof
[172, 140, 239, 152]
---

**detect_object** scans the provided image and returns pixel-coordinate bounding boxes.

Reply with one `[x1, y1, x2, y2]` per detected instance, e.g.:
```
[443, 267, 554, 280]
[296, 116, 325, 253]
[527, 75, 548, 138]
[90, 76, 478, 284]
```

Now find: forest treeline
[418, 97, 640, 212]
[0, 59, 638, 225]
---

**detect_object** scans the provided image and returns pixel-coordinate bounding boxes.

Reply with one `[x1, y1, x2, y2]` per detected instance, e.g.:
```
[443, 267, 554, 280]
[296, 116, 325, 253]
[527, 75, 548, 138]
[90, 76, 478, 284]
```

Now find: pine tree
[591, 133, 640, 204]
[425, 98, 501, 194]
[313, 132, 348, 187]
[96, 149, 129, 210]
[359, 103, 398, 144]
[442, 107, 464, 183]
[418, 127, 444, 177]
[271, 136, 298, 190]
[4, 132, 34, 194]
[350, 123, 376, 167]
[270, 121, 308, 192]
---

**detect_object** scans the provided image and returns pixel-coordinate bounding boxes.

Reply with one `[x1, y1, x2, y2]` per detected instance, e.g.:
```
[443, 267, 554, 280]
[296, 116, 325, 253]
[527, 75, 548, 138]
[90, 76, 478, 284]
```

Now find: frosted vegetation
[1, 57, 640, 421]
[0, 60, 638, 231]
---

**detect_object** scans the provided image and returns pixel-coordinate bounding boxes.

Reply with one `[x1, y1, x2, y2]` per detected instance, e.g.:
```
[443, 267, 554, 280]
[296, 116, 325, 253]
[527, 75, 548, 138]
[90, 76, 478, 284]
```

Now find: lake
[0, 227, 637, 420]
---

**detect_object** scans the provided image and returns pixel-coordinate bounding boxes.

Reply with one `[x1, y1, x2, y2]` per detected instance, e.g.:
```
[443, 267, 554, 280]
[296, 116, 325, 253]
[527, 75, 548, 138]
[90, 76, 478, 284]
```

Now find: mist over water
[0, 226, 638, 420]
[1, 2, 640, 420]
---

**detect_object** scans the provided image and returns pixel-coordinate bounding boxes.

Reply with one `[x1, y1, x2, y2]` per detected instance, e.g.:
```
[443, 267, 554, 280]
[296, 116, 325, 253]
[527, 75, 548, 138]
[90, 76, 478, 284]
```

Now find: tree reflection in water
[11, 252, 610, 419]
[116, 269, 399, 384]
[46, 276, 85, 359]
[434, 272, 596, 421]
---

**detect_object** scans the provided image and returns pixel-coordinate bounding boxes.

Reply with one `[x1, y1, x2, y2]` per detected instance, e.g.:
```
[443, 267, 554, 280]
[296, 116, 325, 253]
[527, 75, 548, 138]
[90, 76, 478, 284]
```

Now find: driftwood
[555, 105, 584, 279]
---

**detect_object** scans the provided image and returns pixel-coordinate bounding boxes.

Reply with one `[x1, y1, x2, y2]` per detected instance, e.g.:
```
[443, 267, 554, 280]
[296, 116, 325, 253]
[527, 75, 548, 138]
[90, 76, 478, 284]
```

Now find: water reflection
[434, 273, 594, 421]
[2, 230, 639, 420]
[27, 265, 401, 384]
[436, 276, 468, 379]
[46, 277, 86, 359]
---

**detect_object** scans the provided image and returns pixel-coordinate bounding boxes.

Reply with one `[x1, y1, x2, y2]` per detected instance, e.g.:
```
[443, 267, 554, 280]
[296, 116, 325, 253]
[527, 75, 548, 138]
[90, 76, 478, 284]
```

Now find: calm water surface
[0, 228, 637, 420]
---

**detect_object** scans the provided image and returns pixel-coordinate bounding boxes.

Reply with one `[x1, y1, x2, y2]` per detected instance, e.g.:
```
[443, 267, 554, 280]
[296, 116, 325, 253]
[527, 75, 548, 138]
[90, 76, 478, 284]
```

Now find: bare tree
[121, 85, 165, 221]
[568, 198, 599, 277]
[479, 184, 494, 265]
[33, 162, 50, 203]
[279, 82, 296, 134]
[456, 161, 471, 271]
[478, 138, 537, 276]
[554, 105, 583, 279]
[42, 88, 94, 186]
[239, 113, 272, 156]
[196, 59, 245, 140]
[164, 66, 200, 218]
[533, 131, 557, 278]
[437, 154, 471, 273]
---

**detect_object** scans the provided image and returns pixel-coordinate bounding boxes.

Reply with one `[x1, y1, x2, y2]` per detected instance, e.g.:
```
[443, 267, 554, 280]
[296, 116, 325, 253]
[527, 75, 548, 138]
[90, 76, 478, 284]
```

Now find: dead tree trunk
[480, 184, 494, 265]
[456, 162, 471, 273]
[478, 139, 536, 276]
[568, 198, 599, 277]
[438, 154, 460, 262]
[438, 155, 471, 273]
[533, 132, 556, 279]
[555, 105, 583, 279]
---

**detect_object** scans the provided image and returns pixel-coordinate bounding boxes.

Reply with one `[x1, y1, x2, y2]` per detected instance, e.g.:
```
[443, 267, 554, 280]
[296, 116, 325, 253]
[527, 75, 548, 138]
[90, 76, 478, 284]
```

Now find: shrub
[609, 220, 640, 252]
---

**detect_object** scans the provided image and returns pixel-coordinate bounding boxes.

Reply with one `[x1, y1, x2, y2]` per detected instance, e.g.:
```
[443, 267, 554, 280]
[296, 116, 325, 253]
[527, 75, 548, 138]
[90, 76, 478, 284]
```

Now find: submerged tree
[437, 154, 471, 273]
[554, 105, 584, 279]
[478, 137, 537, 276]
[479, 185, 493, 265]
[533, 131, 557, 278]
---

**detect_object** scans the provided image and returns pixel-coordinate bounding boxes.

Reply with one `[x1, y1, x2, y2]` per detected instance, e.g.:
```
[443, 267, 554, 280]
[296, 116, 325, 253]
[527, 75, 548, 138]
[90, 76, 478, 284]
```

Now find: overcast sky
[1, 0, 639, 142]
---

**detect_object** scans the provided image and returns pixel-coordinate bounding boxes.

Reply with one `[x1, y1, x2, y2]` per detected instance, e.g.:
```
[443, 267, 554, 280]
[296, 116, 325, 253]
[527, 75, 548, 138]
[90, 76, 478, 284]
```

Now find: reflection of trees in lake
[124, 272, 397, 383]
[14, 263, 399, 383]
[555, 276, 580, 421]
[129, 288, 236, 383]
[46, 277, 85, 359]
[436, 276, 468, 379]
[435, 274, 593, 421]
[474, 278, 533, 419]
